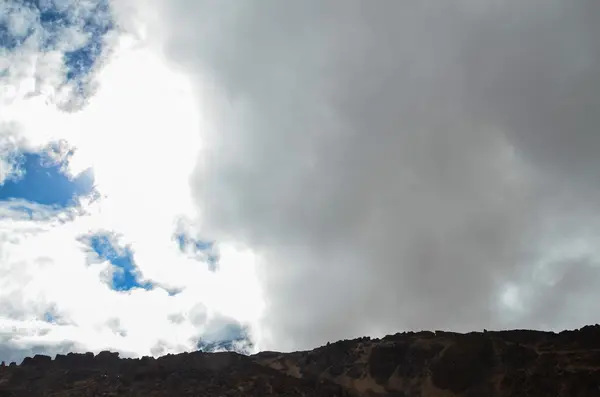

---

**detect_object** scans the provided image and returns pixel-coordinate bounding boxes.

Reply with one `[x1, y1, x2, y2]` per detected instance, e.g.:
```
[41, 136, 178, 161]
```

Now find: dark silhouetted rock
[3, 325, 600, 396]
[21, 354, 51, 368]
[369, 343, 409, 383]
[96, 350, 120, 361]
[431, 334, 495, 393]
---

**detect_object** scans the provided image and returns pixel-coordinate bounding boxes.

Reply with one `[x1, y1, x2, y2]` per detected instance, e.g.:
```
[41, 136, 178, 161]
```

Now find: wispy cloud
[174, 225, 219, 272]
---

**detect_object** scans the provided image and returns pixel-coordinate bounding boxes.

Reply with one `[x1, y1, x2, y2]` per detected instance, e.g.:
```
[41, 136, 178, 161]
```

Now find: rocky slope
[2, 325, 600, 396]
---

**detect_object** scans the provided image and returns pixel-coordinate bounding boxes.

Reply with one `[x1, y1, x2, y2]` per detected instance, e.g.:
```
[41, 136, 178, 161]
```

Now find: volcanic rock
[1, 325, 600, 396]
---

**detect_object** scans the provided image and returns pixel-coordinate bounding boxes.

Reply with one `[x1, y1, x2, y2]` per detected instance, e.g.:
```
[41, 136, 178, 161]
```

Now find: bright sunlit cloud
[0, 0, 264, 364]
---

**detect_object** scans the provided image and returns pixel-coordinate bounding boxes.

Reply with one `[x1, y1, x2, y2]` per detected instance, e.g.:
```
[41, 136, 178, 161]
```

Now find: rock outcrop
[1, 325, 600, 396]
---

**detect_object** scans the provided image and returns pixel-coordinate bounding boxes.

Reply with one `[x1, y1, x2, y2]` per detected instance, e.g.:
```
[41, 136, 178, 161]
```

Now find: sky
[1, 0, 600, 363]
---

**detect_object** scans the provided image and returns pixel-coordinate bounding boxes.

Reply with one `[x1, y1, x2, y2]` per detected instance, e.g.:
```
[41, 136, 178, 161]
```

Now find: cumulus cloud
[131, 0, 600, 350]
[0, 0, 263, 363]
[0, 197, 262, 363]
[2, 0, 600, 361]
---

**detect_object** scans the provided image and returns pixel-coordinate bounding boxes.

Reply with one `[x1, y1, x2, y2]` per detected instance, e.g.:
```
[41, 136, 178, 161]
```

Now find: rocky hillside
[2, 325, 600, 396]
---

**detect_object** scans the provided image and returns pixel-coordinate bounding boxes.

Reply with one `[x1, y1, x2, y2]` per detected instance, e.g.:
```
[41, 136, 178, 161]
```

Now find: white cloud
[3, 0, 600, 363]
[0, 198, 263, 363]
[0, 130, 23, 185]
[0, 1, 264, 364]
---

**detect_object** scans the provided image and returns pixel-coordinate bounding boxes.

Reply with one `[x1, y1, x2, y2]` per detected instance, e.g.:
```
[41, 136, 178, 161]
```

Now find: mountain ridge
[2, 325, 600, 396]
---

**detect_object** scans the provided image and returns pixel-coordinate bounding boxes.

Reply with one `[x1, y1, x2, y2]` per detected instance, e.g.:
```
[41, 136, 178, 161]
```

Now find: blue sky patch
[0, 22, 31, 51]
[174, 233, 219, 272]
[0, 2, 36, 50]
[1, 0, 114, 86]
[62, 0, 113, 83]
[43, 312, 56, 323]
[88, 233, 153, 292]
[0, 150, 94, 207]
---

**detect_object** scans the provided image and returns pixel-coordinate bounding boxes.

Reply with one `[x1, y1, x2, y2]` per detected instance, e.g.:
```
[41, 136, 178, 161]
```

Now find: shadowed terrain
[2, 325, 600, 396]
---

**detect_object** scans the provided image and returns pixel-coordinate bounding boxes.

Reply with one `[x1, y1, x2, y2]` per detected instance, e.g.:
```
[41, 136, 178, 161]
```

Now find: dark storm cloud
[151, 0, 600, 350]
